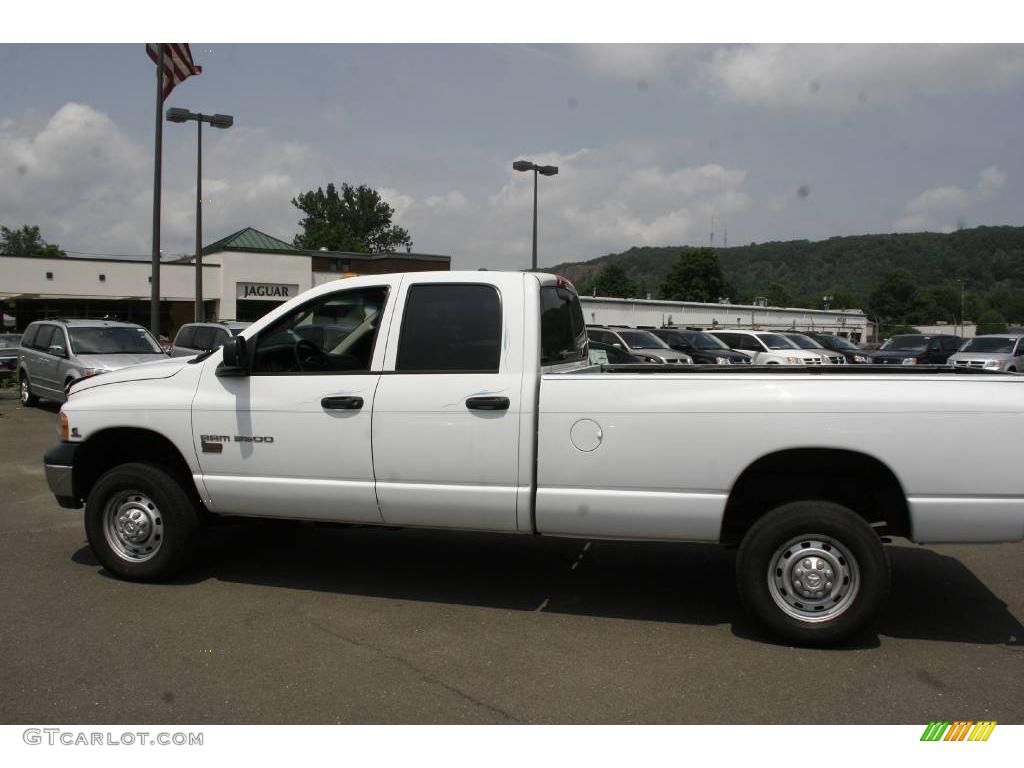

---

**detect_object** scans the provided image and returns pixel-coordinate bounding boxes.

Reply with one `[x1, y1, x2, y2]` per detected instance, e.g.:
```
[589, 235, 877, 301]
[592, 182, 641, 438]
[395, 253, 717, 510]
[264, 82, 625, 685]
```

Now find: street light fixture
[512, 159, 558, 271]
[166, 107, 234, 322]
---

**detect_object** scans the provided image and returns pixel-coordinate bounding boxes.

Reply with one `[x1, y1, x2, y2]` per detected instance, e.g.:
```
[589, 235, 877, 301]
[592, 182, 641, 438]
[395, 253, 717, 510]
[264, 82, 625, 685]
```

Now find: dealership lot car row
[585, 324, 1024, 369]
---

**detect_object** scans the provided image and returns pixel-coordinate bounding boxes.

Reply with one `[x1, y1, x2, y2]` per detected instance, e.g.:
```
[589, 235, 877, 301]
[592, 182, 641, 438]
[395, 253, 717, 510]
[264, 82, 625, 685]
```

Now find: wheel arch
[74, 427, 199, 505]
[720, 447, 911, 545]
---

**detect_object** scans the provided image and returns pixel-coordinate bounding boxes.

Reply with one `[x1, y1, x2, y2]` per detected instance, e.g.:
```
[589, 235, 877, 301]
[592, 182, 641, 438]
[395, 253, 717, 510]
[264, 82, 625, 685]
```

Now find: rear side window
[174, 325, 196, 349]
[540, 286, 587, 365]
[397, 284, 501, 372]
[191, 326, 217, 351]
[21, 324, 39, 349]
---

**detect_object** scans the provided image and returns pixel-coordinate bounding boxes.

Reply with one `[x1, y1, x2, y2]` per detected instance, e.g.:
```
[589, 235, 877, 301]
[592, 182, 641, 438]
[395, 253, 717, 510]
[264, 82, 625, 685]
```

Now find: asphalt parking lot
[0, 389, 1021, 724]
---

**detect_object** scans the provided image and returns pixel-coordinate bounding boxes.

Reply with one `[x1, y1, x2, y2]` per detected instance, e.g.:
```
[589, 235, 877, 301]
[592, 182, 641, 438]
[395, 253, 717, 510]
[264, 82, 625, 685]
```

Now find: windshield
[819, 335, 858, 351]
[758, 333, 799, 350]
[0, 335, 21, 349]
[618, 330, 670, 349]
[786, 334, 824, 349]
[960, 337, 1017, 354]
[68, 327, 163, 355]
[688, 332, 729, 350]
[881, 335, 927, 352]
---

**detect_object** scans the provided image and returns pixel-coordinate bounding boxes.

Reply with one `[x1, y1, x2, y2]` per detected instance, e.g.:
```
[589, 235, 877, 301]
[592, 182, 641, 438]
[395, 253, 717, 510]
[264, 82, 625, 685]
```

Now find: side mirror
[219, 335, 249, 375]
[49, 344, 66, 358]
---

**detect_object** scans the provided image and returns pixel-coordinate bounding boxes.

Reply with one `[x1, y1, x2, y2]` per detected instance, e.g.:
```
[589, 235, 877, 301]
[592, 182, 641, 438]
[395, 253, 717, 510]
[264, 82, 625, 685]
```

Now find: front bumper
[43, 442, 82, 509]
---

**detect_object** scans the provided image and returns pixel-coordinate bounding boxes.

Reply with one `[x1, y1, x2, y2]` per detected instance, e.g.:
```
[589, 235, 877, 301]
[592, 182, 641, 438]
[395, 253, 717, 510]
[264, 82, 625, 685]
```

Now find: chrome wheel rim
[103, 491, 164, 563]
[20, 378, 30, 404]
[767, 534, 860, 623]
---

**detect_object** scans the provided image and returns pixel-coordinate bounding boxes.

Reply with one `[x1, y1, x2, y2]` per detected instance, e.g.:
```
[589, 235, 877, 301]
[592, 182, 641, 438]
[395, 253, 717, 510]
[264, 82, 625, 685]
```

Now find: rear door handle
[466, 396, 510, 411]
[321, 396, 363, 410]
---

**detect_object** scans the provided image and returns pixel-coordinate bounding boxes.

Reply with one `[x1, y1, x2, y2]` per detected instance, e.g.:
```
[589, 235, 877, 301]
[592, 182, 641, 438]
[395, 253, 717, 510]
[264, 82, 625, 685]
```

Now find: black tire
[736, 500, 890, 645]
[85, 462, 201, 581]
[19, 372, 39, 407]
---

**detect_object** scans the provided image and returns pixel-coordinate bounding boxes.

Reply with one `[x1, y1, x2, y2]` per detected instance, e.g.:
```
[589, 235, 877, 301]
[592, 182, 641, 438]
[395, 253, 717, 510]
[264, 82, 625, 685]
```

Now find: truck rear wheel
[736, 500, 889, 645]
[84, 462, 200, 582]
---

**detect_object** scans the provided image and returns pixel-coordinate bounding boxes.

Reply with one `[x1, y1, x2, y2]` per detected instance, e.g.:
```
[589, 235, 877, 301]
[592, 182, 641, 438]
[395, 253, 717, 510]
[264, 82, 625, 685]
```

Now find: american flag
[145, 43, 202, 100]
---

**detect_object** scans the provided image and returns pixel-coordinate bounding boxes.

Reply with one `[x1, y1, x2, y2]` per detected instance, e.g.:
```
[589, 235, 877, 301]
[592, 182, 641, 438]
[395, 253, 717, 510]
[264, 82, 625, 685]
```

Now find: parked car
[947, 334, 1024, 372]
[44, 270, 1024, 646]
[587, 339, 646, 365]
[0, 333, 22, 378]
[18, 319, 167, 406]
[586, 326, 693, 364]
[868, 334, 961, 365]
[170, 321, 252, 357]
[803, 332, 871, 363]
[708, 329, 833, 365]
[649, 328, 751, 365]
[779, 332, 845, 364]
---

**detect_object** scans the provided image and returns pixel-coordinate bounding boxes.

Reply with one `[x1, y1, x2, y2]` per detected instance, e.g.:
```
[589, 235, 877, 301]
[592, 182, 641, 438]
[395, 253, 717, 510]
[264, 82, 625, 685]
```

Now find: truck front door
[191, 280, 398, 523]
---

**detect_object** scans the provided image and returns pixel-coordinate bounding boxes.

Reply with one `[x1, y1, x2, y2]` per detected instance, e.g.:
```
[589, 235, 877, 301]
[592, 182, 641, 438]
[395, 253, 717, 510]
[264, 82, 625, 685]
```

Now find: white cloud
[1, 103, 751, 269]
[390, 145, 751, 267]
[575, 44, 1024, 113]
[895, 166, 1008, 231]
[0, 102, 325, 257]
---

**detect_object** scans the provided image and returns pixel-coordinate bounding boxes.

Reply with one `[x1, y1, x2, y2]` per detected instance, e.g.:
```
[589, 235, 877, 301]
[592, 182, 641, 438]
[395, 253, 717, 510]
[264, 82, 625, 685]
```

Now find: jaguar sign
[236, 282, 300, 300]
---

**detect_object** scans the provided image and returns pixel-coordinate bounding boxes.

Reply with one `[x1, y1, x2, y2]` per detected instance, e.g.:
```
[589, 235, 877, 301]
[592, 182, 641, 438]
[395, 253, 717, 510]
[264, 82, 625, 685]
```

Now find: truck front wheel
[736, 500, 890, 645]
[84, 462, 200, 582]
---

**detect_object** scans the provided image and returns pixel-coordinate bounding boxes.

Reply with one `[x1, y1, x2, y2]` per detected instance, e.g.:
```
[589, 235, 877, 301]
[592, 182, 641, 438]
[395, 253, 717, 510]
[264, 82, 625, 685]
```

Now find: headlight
[714, 356, 730, 365]
[901, 357, 917, 365]
[853, 354, 868, 363]
[82, 368, 109, 377]
[983, 360, 1004, 369]
[784, 356, 801, 364]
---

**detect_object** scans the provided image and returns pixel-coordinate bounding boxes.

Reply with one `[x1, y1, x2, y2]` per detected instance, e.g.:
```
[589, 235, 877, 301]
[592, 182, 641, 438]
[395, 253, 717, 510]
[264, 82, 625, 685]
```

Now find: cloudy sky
[1, 43, 1023, 269]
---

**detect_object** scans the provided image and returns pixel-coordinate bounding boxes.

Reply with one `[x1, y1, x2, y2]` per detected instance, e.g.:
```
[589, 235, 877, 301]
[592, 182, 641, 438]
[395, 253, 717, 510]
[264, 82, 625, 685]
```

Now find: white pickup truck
[44, 271, 1024, 644]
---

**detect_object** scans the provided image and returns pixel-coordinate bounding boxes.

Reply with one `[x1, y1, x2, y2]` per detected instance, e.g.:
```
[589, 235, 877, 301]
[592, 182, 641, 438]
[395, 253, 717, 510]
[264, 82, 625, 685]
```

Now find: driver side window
[251, 286, 389, 374]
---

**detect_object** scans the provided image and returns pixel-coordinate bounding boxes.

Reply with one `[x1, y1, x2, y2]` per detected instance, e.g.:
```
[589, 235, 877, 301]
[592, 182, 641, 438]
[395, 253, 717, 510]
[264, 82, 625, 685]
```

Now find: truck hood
[75, 353, 170, 371]
[70, 355, 190, 394]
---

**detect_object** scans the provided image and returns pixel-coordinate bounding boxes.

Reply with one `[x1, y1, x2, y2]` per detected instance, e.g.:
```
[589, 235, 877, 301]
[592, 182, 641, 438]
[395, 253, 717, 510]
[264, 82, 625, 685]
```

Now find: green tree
[868, 269, 918, 329]
[0, 225, 66, 258]
[659, 248, 727, 302]
[766, 282, 793, 307]
[825, 290, 860, 310]
[921, 284, 960, 323]
[592, 263, 638, 298]
[292, 183, 412, 254]
[975, 308, 1008, 335]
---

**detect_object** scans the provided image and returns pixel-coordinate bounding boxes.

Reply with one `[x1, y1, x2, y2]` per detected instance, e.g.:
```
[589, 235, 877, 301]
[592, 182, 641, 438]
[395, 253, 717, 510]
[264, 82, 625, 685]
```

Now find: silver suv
[586, 326, 693, 364]
[18, 319, 167, 406]
[170, 321, 251, 357]
[947, 334, 1024, 373]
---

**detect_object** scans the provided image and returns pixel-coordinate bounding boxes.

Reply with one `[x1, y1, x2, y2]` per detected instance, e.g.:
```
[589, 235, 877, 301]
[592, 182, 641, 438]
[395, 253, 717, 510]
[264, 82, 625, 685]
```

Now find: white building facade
[1, 227, 449, 336]
[581, 296, 869, 341]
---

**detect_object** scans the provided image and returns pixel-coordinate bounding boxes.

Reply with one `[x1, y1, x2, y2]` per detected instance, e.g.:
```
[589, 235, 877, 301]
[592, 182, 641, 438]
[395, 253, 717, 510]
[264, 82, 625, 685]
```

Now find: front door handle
[321, 395, 363, 410]
[466, 396, 510, 411]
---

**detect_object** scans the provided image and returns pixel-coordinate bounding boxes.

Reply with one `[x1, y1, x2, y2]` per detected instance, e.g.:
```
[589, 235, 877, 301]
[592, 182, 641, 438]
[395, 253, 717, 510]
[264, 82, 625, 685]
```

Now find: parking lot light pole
[513, 160, 558, 271]
[166, 108, 234, 322]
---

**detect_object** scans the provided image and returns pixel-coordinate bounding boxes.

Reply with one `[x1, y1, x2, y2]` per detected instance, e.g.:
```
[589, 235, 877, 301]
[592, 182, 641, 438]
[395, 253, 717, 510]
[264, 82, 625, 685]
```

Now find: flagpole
[150, 44, 164, 337]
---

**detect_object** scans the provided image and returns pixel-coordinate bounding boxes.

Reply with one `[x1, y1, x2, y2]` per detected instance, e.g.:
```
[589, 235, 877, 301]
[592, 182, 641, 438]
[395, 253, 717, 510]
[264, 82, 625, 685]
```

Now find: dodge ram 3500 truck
[43, 271, 1024, 644]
